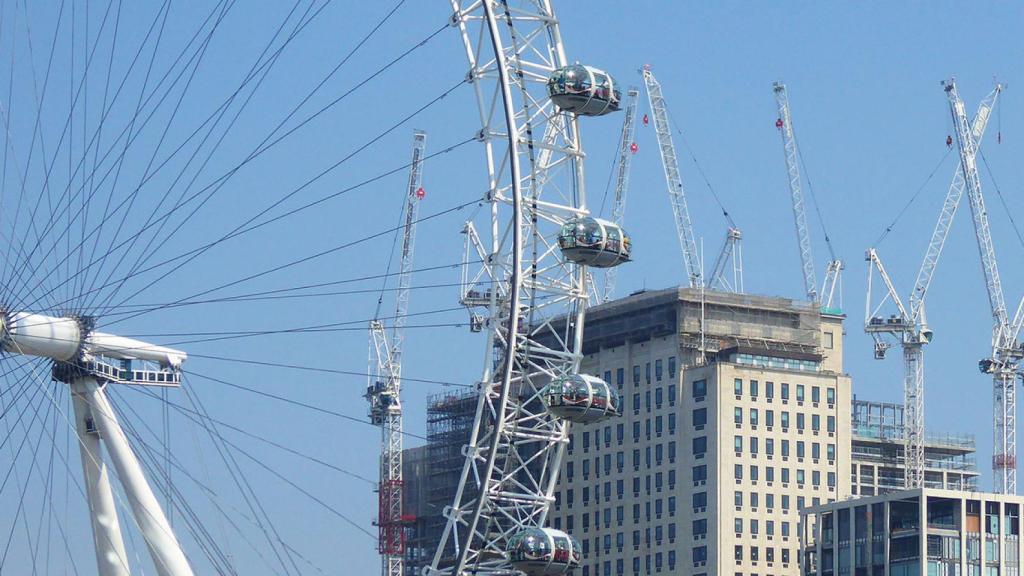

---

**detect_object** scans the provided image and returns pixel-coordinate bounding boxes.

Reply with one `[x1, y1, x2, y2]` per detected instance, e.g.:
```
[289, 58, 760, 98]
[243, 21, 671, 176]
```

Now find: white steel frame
[428, 1, 593, 573]
[864, 82, 1001, 489]
[945, 78, 1020, 494]
[602, 87, 639, 303]
[368, 130, 428, 576]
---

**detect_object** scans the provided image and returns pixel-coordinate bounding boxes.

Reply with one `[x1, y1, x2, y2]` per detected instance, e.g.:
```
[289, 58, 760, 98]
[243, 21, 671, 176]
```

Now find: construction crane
[772, 82, 842, 307]
[865, 81, 1001, 489]
[366, 130, 426, 575]
[708, 227, 744, 293]
[602, 87, 640, 302]
[641, 65, 702, 288]
[944, 78, 1024, 494]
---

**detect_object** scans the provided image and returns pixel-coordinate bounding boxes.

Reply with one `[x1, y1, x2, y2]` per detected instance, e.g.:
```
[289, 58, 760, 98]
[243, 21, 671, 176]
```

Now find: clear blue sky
[1, 1, 1023, 574]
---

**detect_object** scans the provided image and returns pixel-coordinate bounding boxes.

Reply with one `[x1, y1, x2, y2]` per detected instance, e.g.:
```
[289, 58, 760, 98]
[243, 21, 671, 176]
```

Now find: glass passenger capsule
[541, 373, 621, 424]
[507, 527, 582, 575]
[547, 64, 621, 116]
[557, 217, 631, 268]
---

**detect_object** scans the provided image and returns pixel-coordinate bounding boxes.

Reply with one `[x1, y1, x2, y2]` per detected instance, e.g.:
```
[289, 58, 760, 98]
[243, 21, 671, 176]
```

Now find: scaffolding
[404, 391, 477, 572]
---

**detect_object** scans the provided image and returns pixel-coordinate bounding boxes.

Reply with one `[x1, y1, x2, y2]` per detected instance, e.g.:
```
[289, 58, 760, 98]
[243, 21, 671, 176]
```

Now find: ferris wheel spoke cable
[185, 368, 430, 442]
[0, 0, 76, 311]
[126, 384, 376, 486]
[93, 195, 477, 328]
[27, 80, 473, 317]
[181, 385, 303, 576]
[105, 390, 280, 576]
[187, 352, 470, 390]
[79, 0, 327, 315]
[95, 81, 472, 319]
[27, 0, 243, 314]
[6, 0, 314, 314]
[78, 13, 451, 314]
[107, 391, 269, 575]
[0, 375, 54, 573]
[15, 0, 176, 312]
[116, 387, 376, 547]
[76, 0, 245, 315]
[2, 0, 227, 312]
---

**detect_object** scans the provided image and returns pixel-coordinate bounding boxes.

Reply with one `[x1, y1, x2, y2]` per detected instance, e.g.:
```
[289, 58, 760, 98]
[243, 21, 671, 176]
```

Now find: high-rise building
[548, 287, 852, 576]
[800, 487, 1023, 575]
[850, 397, 979, 497]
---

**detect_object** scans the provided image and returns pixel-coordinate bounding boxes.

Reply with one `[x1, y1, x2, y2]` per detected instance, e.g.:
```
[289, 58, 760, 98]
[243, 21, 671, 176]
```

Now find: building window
[750, 437, 759, 455]
[750, 380, 758, 398]
[616, 368, 624, 388]
[828, 472, 836, 488]
[734, 490, 742, 507]
[766, 409, 775, 427]
[668, 356, 677, 378]
[668, 441, 676, 463]
[750, 465, 759, 482]
[604, 370, 612, 385]
[750, 408, 759, 427]
[766, 381, 774, 399]
[796, 384, 805, 402]
[734, 407, 743, 425]
[734, 545, 743, 561]
[827, 387, 836, 404]
[750, 519, 759, 535]
[734, 464, 743, 480]
[824, 331, 834, 349]
[693, 546, 707, 563]
[781, 411, 790, 429]
[812, 414, 820, 431]
[734, 378, 743, 396]
[645, 362, 651, 384]
[693, 465, 707, 482]
[633, 365, 640, 385]
[632, 421, 640, 442]
[812, 442, 820, 459]
[693, 519, 707, 537]
[797, 441, 805, 458]
[692, 437, 707, 456]
[692, 379, 707, 399]
[827, 443, 836, 461]
[692, 409, 707, 430]
[668, 384, 676, 407]
[734, 436, 743, 454]
[655, 359, 663, 381]
[828, 415, 836, 433]
[765, 438, 775, 455]
[781, 439, 790, 457]
[797, 413, 805, 430]
[632, 393, 640, 413]
[734, 518, 743, 534]
[781, 382, 790, 400]
[796, 469, 805, 485]
[782, 468, 790, 483]
[655, 388, 663, 408]
[668, 413, 676, 435]
[693, 491, 707, 508]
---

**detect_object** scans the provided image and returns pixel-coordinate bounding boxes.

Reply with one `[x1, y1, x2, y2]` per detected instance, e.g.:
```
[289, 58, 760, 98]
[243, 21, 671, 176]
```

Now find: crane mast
[865, 82, 1001, 489]
[641, 65, 701, 287]
[773, 82, 818, 301]
[602, 87, 640, 302]
[945, 79, 1021, 494]
[367, 130, 427, 575]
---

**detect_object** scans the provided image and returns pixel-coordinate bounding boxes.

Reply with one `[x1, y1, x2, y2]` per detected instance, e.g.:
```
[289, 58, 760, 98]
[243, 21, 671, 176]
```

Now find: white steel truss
[864, 81, 1001, 489]
[945, 78, 1020, 494]
[602, 87, 640, 303]
[641, 66, 701, 288]
[428, 1, 595, 574]
[368, 130, 427, 576]
[709, 227, 744, 293]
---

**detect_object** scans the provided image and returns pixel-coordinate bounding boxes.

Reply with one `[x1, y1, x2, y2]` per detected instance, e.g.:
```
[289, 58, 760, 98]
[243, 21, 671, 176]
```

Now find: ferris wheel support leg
[78, 377, 194, 576]
[71, 381, 131, 576]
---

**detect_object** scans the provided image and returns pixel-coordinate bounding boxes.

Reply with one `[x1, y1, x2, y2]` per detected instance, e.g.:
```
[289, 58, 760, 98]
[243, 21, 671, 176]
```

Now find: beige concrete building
[549, 287, 853, 576]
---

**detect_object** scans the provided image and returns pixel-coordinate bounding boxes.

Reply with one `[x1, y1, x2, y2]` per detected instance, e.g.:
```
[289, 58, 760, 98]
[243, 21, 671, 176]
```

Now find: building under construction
[850, 396, 978, 496]
[403, 390, 476, 573]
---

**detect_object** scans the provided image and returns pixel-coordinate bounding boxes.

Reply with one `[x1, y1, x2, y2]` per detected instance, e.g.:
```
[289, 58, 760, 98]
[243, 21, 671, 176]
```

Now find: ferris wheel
[0, 1, 629, 574]
[428, 1, 630, 574]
